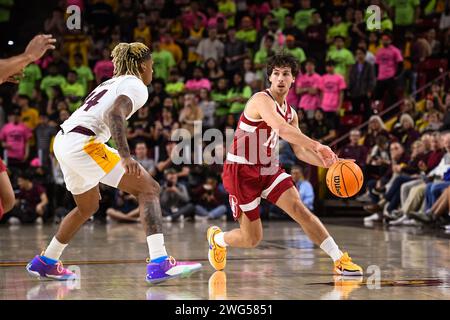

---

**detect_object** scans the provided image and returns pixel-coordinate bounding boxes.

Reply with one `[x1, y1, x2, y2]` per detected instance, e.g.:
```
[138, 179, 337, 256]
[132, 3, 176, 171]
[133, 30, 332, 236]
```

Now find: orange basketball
[326, 160, 364, 198]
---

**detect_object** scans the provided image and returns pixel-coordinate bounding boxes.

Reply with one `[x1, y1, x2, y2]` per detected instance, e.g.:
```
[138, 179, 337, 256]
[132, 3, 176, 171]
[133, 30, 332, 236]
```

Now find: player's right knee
[243, 232, 262, 248]
[2, 194, 15, 213]
[138, 179, 161, 200]
[78, 203, 99, 218]
[293, 201, 313, 221]
[248, 236, 262, 248]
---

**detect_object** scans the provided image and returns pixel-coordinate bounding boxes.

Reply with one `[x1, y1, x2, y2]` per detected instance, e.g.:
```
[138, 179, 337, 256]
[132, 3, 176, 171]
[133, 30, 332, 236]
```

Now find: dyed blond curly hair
[111, 42, 151, 79]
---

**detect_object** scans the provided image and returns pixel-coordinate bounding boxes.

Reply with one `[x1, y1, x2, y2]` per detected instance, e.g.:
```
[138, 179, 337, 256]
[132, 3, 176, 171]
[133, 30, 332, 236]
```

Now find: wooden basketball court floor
[1, 218, 449, 300]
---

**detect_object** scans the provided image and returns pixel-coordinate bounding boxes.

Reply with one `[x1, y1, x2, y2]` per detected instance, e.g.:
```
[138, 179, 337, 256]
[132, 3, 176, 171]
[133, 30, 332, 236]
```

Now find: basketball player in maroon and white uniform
[207, 53, 363, 276]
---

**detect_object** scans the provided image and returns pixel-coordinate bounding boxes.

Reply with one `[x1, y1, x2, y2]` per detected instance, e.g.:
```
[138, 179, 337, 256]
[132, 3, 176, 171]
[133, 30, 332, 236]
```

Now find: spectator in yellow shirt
[17, 95, 40, 130]
[133, 13, 151, 47]
[160, 34, 183, 63]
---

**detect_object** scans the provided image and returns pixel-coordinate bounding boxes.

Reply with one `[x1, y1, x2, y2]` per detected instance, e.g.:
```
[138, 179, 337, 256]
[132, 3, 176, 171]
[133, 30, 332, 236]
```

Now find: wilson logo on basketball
[333, 176, 342, 197]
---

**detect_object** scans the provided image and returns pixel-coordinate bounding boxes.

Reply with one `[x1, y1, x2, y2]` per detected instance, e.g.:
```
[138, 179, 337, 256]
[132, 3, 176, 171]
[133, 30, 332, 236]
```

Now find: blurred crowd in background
[0, 0, 449, 229]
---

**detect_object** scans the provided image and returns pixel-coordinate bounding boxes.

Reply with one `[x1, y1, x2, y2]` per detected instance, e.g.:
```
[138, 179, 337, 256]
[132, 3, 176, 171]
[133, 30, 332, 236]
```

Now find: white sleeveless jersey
[60, 75, 149, 143]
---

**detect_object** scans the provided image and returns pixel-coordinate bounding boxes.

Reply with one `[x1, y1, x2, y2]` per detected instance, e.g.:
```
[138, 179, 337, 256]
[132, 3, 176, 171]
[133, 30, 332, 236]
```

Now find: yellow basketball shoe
[207, 226, 227, 271]
[334, 252, 363, 276]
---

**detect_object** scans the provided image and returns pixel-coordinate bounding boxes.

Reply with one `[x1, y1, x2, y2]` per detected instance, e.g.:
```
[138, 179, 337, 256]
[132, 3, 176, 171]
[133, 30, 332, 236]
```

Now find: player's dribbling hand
[24, 34, 57, 62]
[122, 157, 142, 178]
[314, 143, 338, 168]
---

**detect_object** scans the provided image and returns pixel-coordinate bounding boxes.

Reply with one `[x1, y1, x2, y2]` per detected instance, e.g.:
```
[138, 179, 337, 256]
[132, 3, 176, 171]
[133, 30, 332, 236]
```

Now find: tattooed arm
[107, 95, 141, 176]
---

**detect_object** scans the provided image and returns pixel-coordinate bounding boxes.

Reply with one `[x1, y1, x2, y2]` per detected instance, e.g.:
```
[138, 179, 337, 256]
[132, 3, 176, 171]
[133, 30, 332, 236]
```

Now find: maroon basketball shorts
[222, 163, 294, 221]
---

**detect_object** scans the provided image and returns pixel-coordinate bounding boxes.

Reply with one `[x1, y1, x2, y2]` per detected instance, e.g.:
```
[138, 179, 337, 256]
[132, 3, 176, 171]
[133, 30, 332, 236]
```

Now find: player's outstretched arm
[107, 95, 141, 176]
[0, 34, 56, 85]
[288, 112, 335, 168]
[251, 94, 337, 166]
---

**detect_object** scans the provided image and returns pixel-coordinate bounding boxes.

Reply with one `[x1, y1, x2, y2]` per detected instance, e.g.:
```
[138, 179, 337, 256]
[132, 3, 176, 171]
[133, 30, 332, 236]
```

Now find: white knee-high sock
[147, 234, 168, 262]
[43, 237, 68, 260]
[320, 236, 343, 262]
[214, 232, 228, 247]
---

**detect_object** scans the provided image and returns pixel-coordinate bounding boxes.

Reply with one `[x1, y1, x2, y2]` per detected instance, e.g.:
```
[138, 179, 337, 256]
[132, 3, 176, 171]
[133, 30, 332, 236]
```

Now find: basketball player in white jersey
[26, 43, 201, 283]
[208, 53, 363, 276]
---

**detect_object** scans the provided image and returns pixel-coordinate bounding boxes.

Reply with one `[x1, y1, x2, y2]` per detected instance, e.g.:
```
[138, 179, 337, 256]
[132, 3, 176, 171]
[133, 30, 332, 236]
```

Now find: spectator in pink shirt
[296, 59, 322, 120]
[0, 109, 33, 168]
[374, 32, 403, 109]
[185, 67, 212, 93]
[206, 4, 226, 28]
[320, 60, 346, 126]
[181, 1, 208, 29]
[93, 48, 114, 84]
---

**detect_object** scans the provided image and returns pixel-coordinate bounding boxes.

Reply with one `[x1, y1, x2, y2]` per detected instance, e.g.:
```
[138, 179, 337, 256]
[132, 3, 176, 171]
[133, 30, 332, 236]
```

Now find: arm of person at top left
[0, 34, 56, 84]
[106, 95, 141, 177]
[289, 112, 338, 168]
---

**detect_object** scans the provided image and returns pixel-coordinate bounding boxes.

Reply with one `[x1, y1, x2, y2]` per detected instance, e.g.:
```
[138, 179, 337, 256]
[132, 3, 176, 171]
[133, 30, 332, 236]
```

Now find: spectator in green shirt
[151, 41, 176, 82]
[236, 16, 257, 48]
[294, 0, 315, 31]
[18, 63, 42, 98]
[388, 0, 420, 26]
[366, 7, 394, 32]
[285, 35, 306, 64]
[61, 70, 85, 112]
[326, 36, 355, 80]
[165, 68, 185, 98]
[327, 12, 349, 44]
[40, 64, 66, 99]
[254, 35, 275, 84]
[73, 53, 94, 95]
[270, 0, 289, 29]
[227, 73, 252, 114]
[218, 0, 236, 28]
[212, 77, 230, 117]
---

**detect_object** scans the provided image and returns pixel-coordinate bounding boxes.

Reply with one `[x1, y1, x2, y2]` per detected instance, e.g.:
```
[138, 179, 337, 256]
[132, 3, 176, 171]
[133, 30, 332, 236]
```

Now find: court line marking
[0, 256, 302, 267]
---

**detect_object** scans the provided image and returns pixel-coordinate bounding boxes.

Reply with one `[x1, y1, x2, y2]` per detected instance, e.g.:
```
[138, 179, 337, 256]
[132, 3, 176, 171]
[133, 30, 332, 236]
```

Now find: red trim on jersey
[240, 114, 260, 126]
[0, 158, 6, 173]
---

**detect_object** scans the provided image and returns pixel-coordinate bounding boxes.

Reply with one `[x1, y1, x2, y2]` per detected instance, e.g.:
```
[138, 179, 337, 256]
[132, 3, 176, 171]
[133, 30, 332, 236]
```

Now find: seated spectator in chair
[338, 129, 368, 169]
[371, 140, 429, 218]
[392, 114, 420, 152]
[3, 170, 48, 224]
[363, 115, 390, 149]
[194, 176, 227, 220]
[390, 133, 450, 225]
[364, 141, 409, 217]
[421, 110, 443, 132]
[310, 109, 336, 144]
[292, 165, 314, 211]
[269, 165, 314, 219]
[134, 141, 156, 176]
[365, 135, 391, 179]
[106, 190, 140, 223]
[160, 168, 194, 222]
